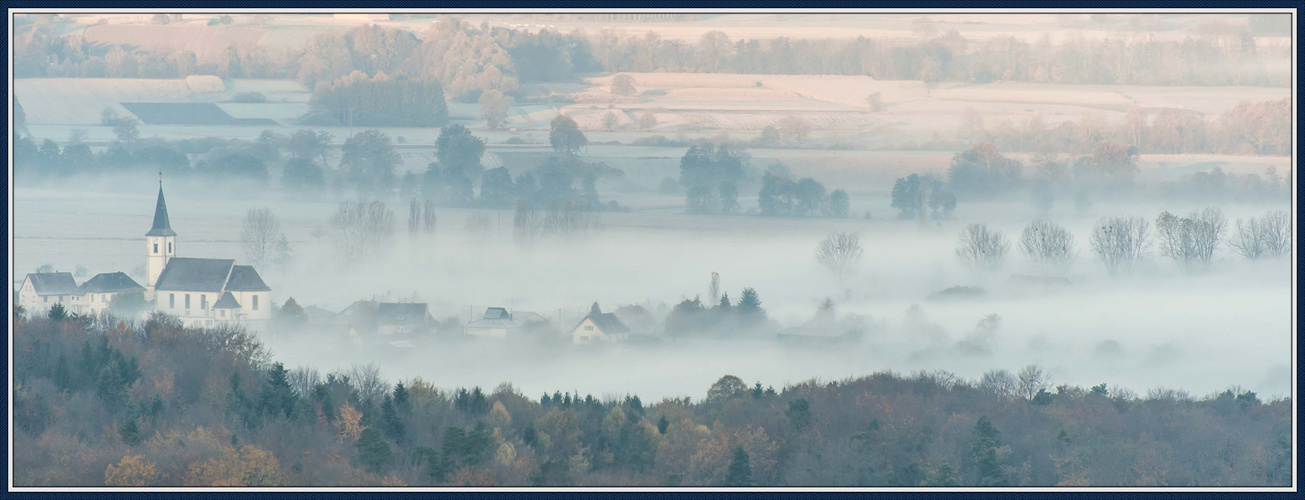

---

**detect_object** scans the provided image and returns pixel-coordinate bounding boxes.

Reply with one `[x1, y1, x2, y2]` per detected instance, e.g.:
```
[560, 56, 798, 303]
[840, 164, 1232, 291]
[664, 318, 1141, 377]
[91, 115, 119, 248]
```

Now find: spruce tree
[380, 396, 405, 443]
[725, 445, 754, 486]
[392, 382, 410, 413]
[968, 416, 1008, 486]
[354, 427, 394, 474]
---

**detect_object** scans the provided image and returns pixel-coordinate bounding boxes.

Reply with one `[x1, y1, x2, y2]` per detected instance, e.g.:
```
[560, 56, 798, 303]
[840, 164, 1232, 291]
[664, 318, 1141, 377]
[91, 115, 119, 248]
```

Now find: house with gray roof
[571, 307, 631, 344]
[464, 307, 522, 338]
[142, 182, 272, 328]
[376, 302, 432, 335]
[18, 272, 79, 314]
[71, 272, 144, 317]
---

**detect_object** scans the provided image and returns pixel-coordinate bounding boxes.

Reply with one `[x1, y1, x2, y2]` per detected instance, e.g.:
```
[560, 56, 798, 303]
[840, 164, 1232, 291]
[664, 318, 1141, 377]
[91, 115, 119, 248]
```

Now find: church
[143, 184, 272, 327]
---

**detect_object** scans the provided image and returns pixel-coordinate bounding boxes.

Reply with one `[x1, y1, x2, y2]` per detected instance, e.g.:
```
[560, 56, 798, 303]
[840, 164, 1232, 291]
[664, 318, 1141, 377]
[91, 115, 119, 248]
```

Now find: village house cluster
[298, 300, 659, 346]
[17, 182, 853, 346]
[19, 183, 272, 327]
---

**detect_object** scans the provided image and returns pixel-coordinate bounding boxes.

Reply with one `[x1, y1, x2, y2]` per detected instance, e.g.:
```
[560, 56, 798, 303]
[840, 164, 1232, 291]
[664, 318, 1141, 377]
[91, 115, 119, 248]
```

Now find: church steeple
[146, 182, 176, 237]
[145, 176, 177, 298]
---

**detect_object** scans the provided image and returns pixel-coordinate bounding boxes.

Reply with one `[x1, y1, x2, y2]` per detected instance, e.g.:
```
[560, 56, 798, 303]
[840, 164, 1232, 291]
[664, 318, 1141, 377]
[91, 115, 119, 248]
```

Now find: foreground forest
[13, 310, 1290, 487]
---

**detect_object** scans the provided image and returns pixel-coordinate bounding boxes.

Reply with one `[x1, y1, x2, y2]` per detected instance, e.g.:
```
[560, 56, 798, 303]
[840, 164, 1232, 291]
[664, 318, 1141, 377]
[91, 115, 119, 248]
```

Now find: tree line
[947, 208, 1290, 276]
[890, 142, 1289, 224]
[12, 310, 1289, 486]
[14, 15, 1288, 93]
[961, 98, 1290, 158]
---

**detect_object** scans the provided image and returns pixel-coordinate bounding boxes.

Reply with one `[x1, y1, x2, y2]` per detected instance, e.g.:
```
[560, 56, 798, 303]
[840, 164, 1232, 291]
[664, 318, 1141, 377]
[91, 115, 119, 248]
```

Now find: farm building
[17, 272, 79, 314]
[70, 272, 144, 317]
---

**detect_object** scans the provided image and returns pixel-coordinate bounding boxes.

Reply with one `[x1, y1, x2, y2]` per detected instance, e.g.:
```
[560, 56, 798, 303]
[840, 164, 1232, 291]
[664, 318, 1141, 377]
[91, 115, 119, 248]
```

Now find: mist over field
[13, 181, 1293, 401]
[10, 11, 1294, 488]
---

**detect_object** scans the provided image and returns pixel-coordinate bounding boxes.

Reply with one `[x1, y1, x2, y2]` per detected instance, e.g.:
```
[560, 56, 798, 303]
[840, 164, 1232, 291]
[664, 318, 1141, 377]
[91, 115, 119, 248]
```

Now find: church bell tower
[145, 177, 177, 298]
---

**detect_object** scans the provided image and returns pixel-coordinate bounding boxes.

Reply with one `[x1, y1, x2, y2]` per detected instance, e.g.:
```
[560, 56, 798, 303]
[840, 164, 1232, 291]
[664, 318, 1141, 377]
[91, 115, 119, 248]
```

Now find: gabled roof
[154, 258, 235, 292]
[146, 187, 177, 237]
[26, 272, 78, 296]
[79, 272, 144, 294]
[377, 302, 429, 327]
[213, 291, 241, 309]
[225, 265, 270, 292]
[483, 307, 511, 320]
[303, 305, 338, 323]
[614, 305, 656, 329]
[574, 312, 629, 334]
[512, 311, 548, 324]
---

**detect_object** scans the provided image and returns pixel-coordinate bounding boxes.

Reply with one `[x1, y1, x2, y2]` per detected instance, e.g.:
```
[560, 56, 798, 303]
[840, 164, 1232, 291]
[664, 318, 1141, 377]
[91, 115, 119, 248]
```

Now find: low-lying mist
[14, 182, 1293, 402]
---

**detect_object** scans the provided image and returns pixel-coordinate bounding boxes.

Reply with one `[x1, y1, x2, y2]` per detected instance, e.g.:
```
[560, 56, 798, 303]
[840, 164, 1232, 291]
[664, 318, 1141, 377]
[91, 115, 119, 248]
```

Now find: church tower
[145, 181, 177, 298]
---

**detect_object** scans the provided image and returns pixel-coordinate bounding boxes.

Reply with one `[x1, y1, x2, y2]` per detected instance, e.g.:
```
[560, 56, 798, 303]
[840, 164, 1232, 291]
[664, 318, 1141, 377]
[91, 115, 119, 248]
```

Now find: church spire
[146, 180, 176, 237]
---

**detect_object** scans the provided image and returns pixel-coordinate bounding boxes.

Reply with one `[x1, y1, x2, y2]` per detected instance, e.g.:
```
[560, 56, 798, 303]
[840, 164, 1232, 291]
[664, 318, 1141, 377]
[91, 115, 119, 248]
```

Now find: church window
[169, 294, 175, 308]
[185, 294, 190, 309]
[253, 295, 259, 310]
[168, 242, 172, 253]
[154, 243, 158, 254]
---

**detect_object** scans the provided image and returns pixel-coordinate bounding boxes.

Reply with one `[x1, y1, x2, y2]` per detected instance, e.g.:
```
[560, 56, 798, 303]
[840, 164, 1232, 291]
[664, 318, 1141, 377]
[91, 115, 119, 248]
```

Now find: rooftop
[79, 272, 144, 294]
[377, 302, 429, 326]
[146, 186, 177, 237]
[27, 272, 79, 296]
[154, 258, 235, 292]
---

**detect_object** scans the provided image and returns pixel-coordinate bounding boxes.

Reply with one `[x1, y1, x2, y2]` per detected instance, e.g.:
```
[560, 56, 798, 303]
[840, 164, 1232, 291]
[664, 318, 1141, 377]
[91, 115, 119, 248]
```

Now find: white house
[71, 272, 144, 317]
[18, 272, 79, 314]
[144, 184, 271, 327]
[571, 312, 631, 344]
[464, 307, 519, 338]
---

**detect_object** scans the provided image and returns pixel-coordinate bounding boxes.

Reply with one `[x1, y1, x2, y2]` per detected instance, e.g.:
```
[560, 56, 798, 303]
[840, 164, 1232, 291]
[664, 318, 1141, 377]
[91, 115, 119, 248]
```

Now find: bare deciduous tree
[638, 110, 658, 129]
[1230, 210, 1290, 259]
[346, 363, 387, 406]
[241, 208, 291, 270]
[979, 369, 1016, 398]
[777, 115, 811, 145]
[542, 201, 600, 239]
[1262, 210, 1291, 256]
[423, 200, 437, 234]
[408, 199, 420, 234]
[513, 200, 542, 246]
[1017, 364, 1050, 400]
[329, 200, 395, 262]
[815, 232, 864, 281]
[955, 223, 1010, 271]
[1089, 215, 1151, 275]
[288, 366, 322, 399]
[464, 212, 493, 237]
[514, 200, 599, 246]
[1019, 220, 1075, 270]
[1156, 207, 1226, 271]
[478, 89, 514, 130]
